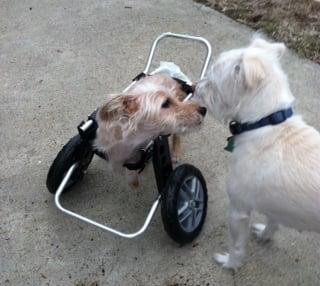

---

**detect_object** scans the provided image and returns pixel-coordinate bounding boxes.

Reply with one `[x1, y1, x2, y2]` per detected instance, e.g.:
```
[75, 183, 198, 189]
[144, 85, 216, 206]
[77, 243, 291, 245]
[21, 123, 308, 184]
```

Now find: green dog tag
[224, 136, 235, 153]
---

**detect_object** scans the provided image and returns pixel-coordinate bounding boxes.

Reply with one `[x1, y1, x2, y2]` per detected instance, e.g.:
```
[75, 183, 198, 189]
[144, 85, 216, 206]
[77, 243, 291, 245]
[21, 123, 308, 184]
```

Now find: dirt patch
[195, 0, 320, 64]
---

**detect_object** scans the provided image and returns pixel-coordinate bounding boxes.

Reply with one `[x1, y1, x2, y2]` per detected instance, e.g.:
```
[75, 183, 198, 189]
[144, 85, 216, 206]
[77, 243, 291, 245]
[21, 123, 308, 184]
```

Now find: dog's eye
[161, 99, 171, 109]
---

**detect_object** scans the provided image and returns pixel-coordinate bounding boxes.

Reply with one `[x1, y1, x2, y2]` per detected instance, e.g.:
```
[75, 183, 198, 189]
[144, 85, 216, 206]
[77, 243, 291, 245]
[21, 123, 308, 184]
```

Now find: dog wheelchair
[46, 32, 212, 244]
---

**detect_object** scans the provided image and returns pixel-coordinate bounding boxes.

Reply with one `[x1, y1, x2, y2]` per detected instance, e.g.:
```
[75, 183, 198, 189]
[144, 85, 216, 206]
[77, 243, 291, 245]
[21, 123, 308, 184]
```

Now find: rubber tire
[46, 134, 94, 194]
[161, 164, 208, 244]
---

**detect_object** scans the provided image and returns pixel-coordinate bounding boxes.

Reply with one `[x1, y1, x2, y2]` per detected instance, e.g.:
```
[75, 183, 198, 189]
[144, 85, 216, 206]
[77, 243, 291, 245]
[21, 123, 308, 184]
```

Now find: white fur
[194, 37, 320, 269]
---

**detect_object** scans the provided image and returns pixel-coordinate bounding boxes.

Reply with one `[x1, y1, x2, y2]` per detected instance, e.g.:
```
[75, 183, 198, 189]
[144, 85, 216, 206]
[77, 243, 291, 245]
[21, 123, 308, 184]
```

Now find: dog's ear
[99, 94, 139, 121]
[99, 94, 122, 121]
[235, 55, 266, 89]
[122, 95, 139, 114]
[250, 38, 286, 59]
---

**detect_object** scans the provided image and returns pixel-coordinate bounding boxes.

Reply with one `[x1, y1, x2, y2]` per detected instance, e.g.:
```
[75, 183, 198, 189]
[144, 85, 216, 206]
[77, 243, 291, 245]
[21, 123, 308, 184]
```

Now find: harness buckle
[229, 121, 242, 135]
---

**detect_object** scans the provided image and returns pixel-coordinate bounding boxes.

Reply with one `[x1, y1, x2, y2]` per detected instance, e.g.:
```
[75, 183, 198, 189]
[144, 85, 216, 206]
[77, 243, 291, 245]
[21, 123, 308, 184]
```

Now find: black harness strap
[123, 145, 154, 173]
[132, 72, 147, 82]
[172, 77, 194, 95]
[132, 72, 194, 95]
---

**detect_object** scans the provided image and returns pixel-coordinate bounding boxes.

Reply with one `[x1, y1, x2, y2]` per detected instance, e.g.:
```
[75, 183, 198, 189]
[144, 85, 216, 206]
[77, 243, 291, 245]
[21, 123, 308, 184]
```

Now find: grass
[195, 0, 320, 64]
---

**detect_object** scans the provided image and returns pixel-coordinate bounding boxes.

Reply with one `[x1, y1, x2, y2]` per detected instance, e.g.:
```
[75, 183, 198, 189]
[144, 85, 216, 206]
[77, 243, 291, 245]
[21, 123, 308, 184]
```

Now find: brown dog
[94, 74, 206, 188]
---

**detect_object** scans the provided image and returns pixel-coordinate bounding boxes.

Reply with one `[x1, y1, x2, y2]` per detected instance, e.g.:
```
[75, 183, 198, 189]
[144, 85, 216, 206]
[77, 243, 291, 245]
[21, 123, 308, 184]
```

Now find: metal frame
[54, 32, 212, 238]
[144, 32, 211, 80]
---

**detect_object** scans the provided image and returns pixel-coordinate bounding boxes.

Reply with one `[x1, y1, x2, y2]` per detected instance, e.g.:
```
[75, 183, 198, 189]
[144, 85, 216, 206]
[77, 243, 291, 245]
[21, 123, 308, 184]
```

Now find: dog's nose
[198, 107, 207, 116]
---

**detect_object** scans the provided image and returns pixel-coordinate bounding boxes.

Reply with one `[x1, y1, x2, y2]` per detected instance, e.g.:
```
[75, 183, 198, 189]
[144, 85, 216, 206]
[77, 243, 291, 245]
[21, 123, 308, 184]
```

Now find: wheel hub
[189, 200, 196, 208]
[177, 176, 204, 232]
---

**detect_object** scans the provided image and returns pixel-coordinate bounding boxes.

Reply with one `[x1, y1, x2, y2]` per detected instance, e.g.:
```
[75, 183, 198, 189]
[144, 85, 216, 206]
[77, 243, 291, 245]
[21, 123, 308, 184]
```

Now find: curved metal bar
[55, 163, 161, 238]
[143, 32, 212, 80]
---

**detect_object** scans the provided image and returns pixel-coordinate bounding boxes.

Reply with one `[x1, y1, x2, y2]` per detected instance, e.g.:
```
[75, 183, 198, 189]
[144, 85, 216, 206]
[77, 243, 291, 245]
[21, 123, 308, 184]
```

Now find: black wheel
[46, 134, 94, 194]
[161, 164, 208, 244]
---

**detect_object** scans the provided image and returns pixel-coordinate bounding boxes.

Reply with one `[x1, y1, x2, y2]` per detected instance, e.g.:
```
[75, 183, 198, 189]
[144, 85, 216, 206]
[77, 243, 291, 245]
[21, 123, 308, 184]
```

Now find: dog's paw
[214, 252, 230, 265]
[214, 252, 241, 270]
[251, 223, 271, 243]
[171, 152, 180, 164]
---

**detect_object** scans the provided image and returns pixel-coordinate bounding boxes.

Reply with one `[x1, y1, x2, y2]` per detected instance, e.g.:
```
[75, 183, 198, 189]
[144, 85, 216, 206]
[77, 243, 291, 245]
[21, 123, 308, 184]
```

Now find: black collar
[229, 107, 293, 136]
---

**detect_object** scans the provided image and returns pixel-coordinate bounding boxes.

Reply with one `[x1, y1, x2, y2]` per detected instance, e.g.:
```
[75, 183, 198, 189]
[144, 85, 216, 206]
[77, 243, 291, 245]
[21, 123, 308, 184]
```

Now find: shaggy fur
[194, 37, 320, 269]
[95, 74, 206, 189]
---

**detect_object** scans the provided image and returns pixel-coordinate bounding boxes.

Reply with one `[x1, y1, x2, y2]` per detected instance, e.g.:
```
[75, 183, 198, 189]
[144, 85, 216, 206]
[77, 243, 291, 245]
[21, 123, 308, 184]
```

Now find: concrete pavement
[1, 0, 320, 285]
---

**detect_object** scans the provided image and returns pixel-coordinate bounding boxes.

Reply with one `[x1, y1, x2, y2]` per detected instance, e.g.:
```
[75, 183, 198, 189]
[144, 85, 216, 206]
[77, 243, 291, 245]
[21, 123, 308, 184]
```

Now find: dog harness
[225, 107, 293, 152]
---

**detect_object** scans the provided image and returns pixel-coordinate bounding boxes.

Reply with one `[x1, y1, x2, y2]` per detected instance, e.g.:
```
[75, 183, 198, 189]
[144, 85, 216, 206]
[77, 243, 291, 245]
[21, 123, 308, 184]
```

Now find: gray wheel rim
[177, 176, 204, 232]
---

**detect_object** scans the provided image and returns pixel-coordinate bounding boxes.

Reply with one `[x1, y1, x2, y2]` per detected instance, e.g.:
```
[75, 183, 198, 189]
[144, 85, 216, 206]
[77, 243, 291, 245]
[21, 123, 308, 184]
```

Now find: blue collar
[229, 107, 293, 136]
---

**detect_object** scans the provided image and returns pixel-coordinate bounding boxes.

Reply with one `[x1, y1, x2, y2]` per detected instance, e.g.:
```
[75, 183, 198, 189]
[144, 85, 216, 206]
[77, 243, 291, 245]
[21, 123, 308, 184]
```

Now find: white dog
[194, 37, 320, 269]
